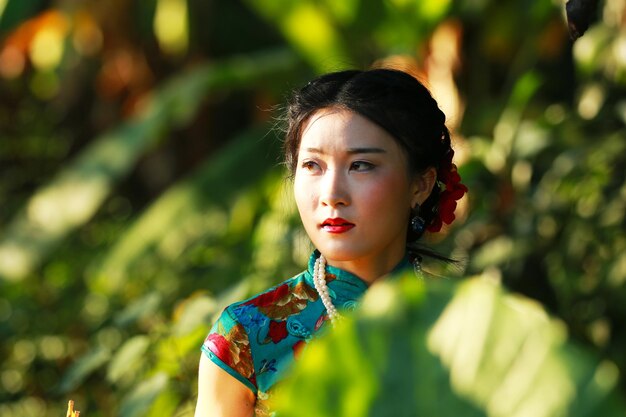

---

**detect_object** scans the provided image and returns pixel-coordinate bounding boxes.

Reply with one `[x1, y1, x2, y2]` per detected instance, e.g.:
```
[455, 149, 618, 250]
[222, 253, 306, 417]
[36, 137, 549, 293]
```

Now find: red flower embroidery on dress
[206, 333, 233, 367]
[206, 322, 256, 385]
[314, 313, 327, 331]
[292, 340, 306, 358]
[247, 283, 290, 308]
[427, 149, 468, 233]
[267, 320, 288, 343]
[245, 281, 318, 321]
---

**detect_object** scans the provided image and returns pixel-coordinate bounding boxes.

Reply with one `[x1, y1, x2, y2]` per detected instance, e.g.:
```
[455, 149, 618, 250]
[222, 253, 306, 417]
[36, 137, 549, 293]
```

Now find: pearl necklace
[312, 254, 342, 324]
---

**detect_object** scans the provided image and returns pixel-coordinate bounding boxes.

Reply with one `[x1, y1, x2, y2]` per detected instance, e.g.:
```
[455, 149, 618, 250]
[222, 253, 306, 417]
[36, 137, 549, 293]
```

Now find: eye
[300, 160, 321, 173]
[350, 161, 375, 172]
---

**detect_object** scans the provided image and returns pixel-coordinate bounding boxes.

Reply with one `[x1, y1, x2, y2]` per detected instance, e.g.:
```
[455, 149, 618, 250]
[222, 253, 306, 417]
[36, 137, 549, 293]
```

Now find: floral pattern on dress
[233, 303, 268, 328]
[292, 340, 306, 358]
[265, 320, 288, 344]
[205, 321, 256, 386]
[314, 313, 327, 331]
[245, 280, 319, 321]
[201, 251, 408, 417]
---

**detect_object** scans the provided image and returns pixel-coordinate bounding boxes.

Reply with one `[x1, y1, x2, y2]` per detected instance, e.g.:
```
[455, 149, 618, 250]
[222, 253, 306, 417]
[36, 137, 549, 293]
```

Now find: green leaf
[276, 274, 625, 416]
[93, 126, 283, 292]
[244, 0, 353, 72]
[0, 0, 45, 33]
[172, 295, 217, 337]
[119, 372, 169, 417]
[57, 347, 110, 394]
[145, 387, 182, 417]
[107, 336, 151, 384]
[114, 292, 162, 327]
[0, 48, 297, 282]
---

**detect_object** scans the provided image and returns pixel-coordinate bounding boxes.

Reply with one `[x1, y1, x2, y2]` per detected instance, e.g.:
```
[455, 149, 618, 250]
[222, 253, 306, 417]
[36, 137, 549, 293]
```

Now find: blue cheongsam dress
[201, 250, 410, 416]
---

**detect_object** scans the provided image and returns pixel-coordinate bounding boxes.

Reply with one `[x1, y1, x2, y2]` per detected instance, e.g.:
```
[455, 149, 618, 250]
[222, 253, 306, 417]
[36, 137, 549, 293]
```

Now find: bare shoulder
[195, 353, 256, 417]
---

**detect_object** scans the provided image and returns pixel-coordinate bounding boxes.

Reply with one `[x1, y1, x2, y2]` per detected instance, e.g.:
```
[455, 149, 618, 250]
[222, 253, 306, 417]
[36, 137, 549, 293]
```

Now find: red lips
[321, 218, 355, 233]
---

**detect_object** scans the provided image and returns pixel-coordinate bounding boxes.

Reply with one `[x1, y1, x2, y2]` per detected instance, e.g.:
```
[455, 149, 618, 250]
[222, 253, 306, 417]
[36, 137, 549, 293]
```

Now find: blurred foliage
[0, 0, 624, 416]
[277, 273, 625, 416]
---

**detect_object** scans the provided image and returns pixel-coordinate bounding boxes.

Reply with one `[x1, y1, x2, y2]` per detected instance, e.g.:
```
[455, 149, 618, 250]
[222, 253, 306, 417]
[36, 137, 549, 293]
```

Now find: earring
[412, 254, 424, 279]
[410, 204, 426, 237]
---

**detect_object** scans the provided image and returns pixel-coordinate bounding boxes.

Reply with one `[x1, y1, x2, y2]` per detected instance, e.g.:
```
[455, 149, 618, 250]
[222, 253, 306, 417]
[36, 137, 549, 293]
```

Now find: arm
[194, 353, 256, 417]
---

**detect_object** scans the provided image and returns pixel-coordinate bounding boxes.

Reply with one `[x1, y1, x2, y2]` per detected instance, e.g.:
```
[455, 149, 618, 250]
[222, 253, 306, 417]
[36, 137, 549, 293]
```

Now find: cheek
[293, 175, 314, 215]
[360, 174, 412, 214]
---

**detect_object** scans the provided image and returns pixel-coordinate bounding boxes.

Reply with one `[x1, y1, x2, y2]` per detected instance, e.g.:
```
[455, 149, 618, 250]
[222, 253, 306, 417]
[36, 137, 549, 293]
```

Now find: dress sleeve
[201, 306, 257, 393]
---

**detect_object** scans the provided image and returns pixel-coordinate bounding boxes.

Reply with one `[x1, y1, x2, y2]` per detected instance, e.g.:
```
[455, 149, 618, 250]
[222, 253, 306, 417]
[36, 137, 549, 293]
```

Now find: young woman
[194, 68, 467, 417]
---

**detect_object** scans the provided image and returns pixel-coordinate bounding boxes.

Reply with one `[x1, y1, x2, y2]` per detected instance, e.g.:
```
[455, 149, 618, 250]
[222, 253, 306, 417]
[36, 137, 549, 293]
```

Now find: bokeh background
[0, 0, 624, 416]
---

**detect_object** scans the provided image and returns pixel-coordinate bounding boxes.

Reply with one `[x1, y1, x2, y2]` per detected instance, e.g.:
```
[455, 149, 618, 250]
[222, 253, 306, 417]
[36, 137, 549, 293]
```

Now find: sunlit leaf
[276, 274, 625, 416]
[57, 347, 110, 394]
[94, 126, 283, 292]
[172, 294, 216, 336]
[144, 387, 181, 417]
[154, 326, 207, 376]
[0, 48, 297, 282]
[416, 0, 452, 21]
[119, 372, 169, 417]
[0, 0, 45, 33]
[107, 336, 151, 384]
[153, 0, 188, 56]
[114, 292, 162, 327]
[244, 0, 352, 72]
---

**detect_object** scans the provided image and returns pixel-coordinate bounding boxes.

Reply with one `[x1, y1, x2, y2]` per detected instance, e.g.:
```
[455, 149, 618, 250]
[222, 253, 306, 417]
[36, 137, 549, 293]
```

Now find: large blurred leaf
[172, 294, 217, 337]
[93, 125, 284, 292]
[114, 292, 162, 327]
[244, 0, 352, 72]
[276, 273, 624, 416]
[119, 372, 169, 417]
[107, 336, 151, 384]
[244, 0, 454, 72]
[0, 0, 45, 33]
[57, 346, 111, 394]
[0, 48, 297, 282]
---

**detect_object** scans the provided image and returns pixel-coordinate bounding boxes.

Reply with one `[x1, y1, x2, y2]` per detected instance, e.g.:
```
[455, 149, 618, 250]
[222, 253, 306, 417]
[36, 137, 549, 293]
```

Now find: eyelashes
[350, 161, 375, 172]
[299, 160, 376, 173]
[301, 160, 320, 172]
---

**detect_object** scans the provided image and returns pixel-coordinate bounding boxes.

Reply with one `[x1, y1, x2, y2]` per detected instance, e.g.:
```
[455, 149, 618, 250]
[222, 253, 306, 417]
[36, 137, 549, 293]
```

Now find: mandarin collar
[305, 250, 411, 295]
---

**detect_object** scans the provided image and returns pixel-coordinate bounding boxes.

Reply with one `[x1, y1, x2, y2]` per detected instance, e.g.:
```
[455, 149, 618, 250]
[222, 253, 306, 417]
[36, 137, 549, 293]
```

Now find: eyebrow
[303, 147, 387, 155]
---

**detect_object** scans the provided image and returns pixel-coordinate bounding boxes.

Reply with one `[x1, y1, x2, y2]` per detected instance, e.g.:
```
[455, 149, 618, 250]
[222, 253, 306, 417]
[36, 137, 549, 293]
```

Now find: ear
[410, 167, 437, 208]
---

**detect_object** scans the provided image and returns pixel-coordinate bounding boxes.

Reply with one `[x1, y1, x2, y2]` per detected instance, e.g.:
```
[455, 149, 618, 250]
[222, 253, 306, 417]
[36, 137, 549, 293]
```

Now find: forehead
[299, 108, 402, 152]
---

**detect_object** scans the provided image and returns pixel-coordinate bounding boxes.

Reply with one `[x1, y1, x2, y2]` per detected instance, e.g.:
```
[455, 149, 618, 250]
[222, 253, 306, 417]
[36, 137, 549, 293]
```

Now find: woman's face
[294, 108, 432, 277]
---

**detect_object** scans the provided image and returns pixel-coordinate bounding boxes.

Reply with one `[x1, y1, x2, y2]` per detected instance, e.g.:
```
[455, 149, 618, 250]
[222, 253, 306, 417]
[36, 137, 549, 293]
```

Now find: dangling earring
[410, 204, 426, 279]
[412, 254, 424, 279]
[410, 204, 426, 237]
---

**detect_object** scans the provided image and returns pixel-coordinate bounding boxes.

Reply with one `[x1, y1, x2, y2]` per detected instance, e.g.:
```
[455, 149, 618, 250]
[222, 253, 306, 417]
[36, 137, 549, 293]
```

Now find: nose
[320, 169, 349, 207]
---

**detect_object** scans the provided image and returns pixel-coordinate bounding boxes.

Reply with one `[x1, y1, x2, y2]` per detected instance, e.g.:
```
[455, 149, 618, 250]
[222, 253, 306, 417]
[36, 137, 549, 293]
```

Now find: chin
[315, 242, 364, 262]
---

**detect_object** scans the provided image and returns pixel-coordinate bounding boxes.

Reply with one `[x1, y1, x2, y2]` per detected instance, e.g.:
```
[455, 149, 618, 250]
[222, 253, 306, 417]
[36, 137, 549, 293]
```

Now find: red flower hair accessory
[427, 149, 468, 233]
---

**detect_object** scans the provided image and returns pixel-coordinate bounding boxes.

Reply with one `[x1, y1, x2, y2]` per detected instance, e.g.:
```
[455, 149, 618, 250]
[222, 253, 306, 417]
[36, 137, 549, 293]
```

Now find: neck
[324, 250, 406, 284]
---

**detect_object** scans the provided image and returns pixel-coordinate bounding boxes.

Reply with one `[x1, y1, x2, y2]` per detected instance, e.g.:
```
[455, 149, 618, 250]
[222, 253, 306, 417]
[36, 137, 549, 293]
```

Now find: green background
[0, 0, 624, 415]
